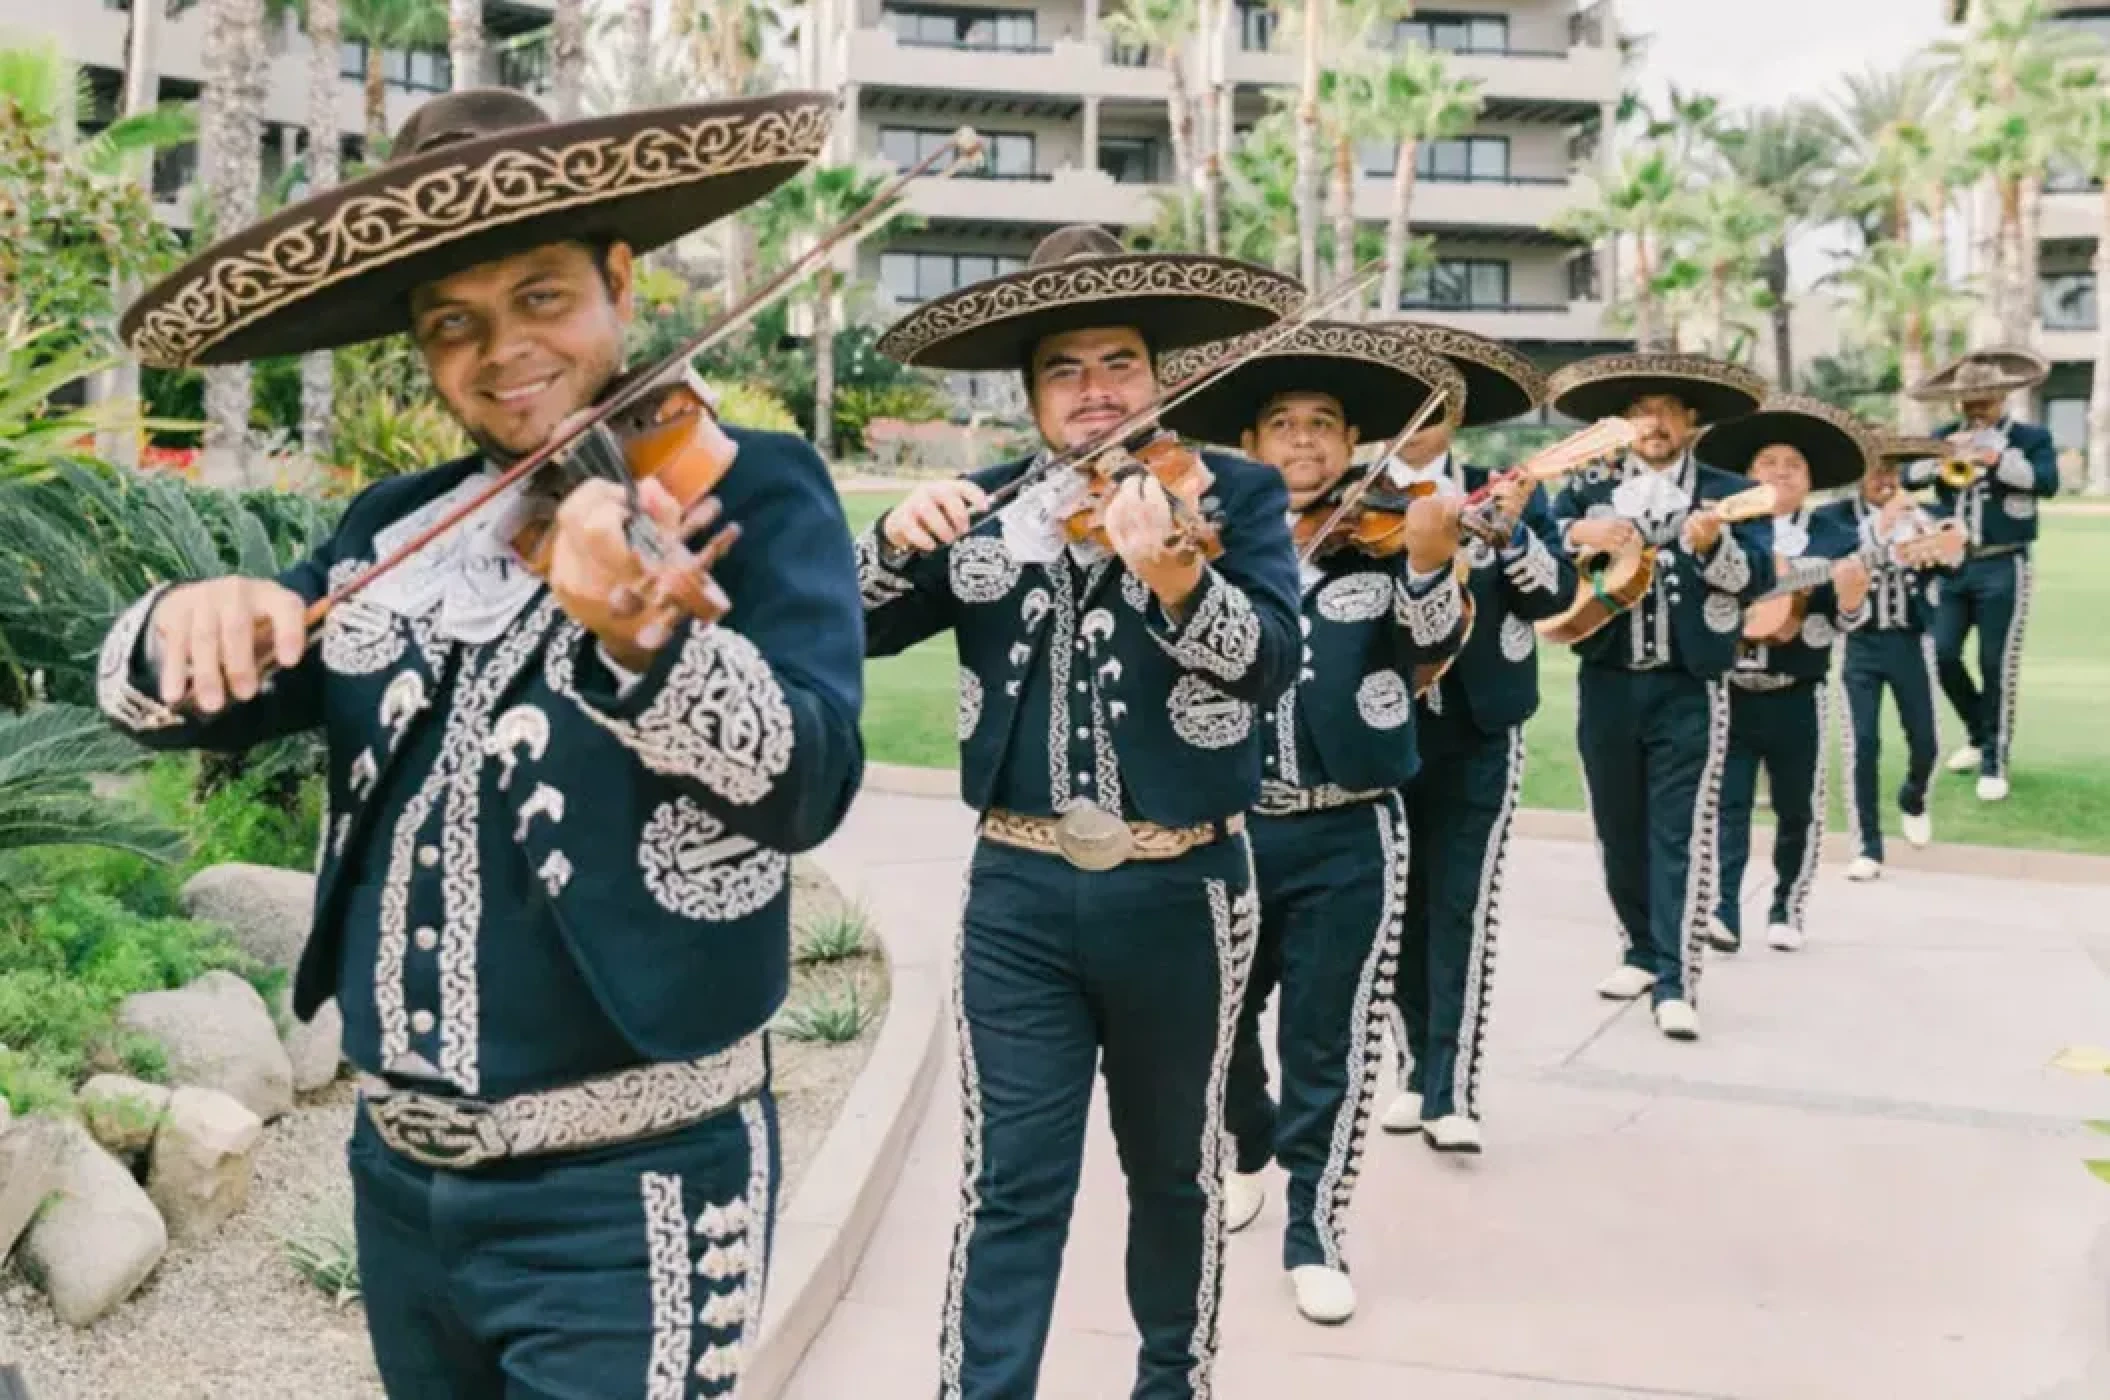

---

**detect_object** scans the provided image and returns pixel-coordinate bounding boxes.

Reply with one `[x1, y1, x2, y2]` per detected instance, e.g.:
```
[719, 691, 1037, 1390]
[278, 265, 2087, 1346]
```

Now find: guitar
[1538, 483, 1778, 647]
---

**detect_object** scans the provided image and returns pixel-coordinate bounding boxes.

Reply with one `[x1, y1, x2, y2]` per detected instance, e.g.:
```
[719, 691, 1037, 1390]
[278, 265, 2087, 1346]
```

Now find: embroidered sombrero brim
[1875, 434, 1947, 464]
[1907, 345, 2050, 402]
[1377, 320, 1546, 427]
[1545, 353, 1767, 426]
[874, 253, 1303, 372]
[121, 90, 834, 368]
[1698, 394, 1876, 491]
[1154, 322, 1465, 447]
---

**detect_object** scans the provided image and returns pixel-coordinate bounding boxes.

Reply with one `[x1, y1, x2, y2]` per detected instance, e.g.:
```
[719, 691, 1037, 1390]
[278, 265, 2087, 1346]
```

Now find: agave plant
[0, 704, 185, 863]
[0, 316, 184, 487]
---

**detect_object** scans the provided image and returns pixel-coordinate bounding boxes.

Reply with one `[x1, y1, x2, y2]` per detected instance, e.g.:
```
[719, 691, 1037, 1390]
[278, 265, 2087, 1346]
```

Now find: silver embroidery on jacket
[639, 797, 789, 921]
[1168, 674, 1253, 749]
[1316, 572, 1392, 624]
[1154, 571, 1261, 681]
[97, 586, 184, 733]
[485, 704, 551, 790]
[853, 528, 917, 610]
[1356, 671, 1412, 730]
[957, 667, 984, 742]
[948, 534, 1022, 605]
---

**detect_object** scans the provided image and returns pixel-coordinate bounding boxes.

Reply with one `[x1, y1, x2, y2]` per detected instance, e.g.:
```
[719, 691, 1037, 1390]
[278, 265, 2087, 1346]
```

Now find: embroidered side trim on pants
[1454, 729, 1525, 1119]
[1836, 676, 1868, 858]
[1920, 632, 1945, 761]
[1784, 681, 1830, 930]
[641, 1173, 695, 1400]
[1678, 681, 1732, 1001]
[1189, 839, 1259, 1398]
[937, 877, 984, 1400]
[1993, 555, 2033, 779]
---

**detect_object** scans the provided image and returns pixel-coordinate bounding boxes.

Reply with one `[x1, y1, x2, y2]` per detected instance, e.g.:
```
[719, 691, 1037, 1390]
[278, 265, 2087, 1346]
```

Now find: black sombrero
[1377, 320, 1546, 427]
[1154, 321, 1466, 447]
[874, 225, 1303, 372]
[1907, 345, 2050, 402]
[122, 88, 833, 368]
[1698, 393, 1876, 491]
[1545, 352, 1768, 426]
[1875, 432, 1947, 465]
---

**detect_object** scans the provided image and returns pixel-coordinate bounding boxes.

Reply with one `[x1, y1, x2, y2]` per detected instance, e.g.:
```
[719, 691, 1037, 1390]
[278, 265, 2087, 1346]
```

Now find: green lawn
[845, 490, 2110, 854]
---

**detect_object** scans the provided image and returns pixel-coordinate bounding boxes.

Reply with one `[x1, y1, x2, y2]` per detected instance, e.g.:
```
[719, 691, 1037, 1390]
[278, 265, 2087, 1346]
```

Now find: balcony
[845, 26, 1167, 103]
[2036, 325, 2100, 363]
[2039, 185, 2104, 245]
[1226, 41, 1620, 113]
[1392, 300, 1615, 344]
[893, 164, 1160, 227]
[1354, 172, 1583, 231]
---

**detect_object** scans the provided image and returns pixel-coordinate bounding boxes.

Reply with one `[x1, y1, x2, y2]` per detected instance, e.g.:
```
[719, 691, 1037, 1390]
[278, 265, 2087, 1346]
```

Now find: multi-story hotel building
[801, 0, 1633, 385]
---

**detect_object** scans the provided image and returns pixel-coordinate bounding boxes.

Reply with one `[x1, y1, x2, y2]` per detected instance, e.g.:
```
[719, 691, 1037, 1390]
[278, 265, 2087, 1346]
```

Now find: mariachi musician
[1903, 348, 2058, 803]
[1373, 323, 1575, 1155]
[99, 89, 864, 1398]
[1544, 354, 1774, 1041]
[1820, 435, 1962, 879]
[1154, 321, 1470, 1325]
[857, 225, 1304, 1399]
[1694, 396, 1874, 954]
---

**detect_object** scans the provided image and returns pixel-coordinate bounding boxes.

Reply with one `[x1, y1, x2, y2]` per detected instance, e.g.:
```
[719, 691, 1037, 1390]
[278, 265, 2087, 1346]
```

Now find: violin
[1059, 428, 1225, 562]
[1291, 464, 1415, 560]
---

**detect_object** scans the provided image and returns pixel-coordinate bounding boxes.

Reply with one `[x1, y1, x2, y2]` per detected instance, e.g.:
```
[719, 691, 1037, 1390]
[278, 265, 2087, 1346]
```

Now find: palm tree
[1714, 103, 1835, 387]
[1552, 147, 1683, 351]
[302, 0, 342, 460]
[1103, 0, 1199, 245]
[622, 0, 654, 108]
[2064, 86, 2110, 494]
[0, 705, 185, 860]
[449, 0, 483, 89]
[1661, 180, 1781, 362]
[344, 0, 448, 151]
[1370, 42, 1482, 317]
[1830, 241, 1974, 432]
[552, 0, 587, 119]
[673, 0, 780, 298]
[200, 0, 268, 485]
[1294, 0, 1321, 287]
[1818, 64, 1949, 248]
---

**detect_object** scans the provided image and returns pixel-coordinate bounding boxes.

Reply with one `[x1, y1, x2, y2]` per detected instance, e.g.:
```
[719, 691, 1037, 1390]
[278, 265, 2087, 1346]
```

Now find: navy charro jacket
[96, 429, 864, 1095]
[1420, 460, 1577, 736]
[1263, 541, 1470, 797]
[1728, 505, 1857, 687]
[857, 449, 1301, 826]
[1903, 417, 2058, 549]
[1814, 498, 1950, 638]
[1549, 454, 1777, 681]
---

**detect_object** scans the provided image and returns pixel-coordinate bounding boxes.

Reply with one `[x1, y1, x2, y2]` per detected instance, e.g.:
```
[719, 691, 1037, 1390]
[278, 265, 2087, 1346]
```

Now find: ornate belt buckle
[1053, 803, 1136, 872]
[369, 1092, 509, 1170]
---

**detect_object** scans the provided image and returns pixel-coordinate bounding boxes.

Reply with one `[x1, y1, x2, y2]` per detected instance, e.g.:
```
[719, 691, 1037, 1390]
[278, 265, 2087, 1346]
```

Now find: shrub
[834, 381, 947, 455]
[709, 381, 801, 435]
[795, 905, 871, 964]
[283, 1204, 362, 1307]
[140, 752, 324, 875]
[775, 983, 874, 1044]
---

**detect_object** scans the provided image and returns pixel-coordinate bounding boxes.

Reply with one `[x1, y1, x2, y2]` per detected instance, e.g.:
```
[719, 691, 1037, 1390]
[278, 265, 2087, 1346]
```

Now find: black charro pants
[1842, 630, 1940, 863]
[941, 834, 1256, 1400]
[350, 1090, 777, 1400]
[1714, 680, 1827, 945]
[1394, 708, 1526, 1123]
[1933, 551, 2034, 779]
[1575, 665, 1730, 1006]
[1223, 796, 1405, 1272]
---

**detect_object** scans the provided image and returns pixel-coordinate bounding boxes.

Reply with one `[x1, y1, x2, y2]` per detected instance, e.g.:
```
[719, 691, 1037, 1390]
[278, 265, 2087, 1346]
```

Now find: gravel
[0, 860, 888, 1398]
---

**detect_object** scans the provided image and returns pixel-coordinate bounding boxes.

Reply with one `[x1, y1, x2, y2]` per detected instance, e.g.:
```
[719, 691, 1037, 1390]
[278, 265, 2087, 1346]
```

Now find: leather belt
[1727, 671, 1805, 694]
[1254, 782, 1387, 816]
[1968, 542, 2025, 561]
[359, 1033, 767, 1171]
[980, 803, 1243, 872]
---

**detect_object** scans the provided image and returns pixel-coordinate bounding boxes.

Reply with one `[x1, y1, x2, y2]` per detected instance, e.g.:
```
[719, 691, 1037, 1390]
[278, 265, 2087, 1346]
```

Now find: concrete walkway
[795, 791, 2110, 1400]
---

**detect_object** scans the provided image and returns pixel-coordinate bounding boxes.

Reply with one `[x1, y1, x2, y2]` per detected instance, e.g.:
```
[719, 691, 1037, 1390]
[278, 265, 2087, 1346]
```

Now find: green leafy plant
[708, 381, 801, 435]
[140, 753, 324, 875]
[0, 317, 185, 487]
[2087, 1119, 2110, 1185]
[283, 1203, 362, 1307]
[774, 983, 874, 1044]
[833, 382, 947, 456]
[0, 706, 185, 864]
[795, 905, 871, 964]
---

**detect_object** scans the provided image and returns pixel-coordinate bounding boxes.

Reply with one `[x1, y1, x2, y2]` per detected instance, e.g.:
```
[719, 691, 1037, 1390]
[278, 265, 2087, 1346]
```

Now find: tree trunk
[2017, 172, 2043, 347]
[1632, 233, 1656, 351]
[553, 0, 588, 120]
[721, 218, 747, 304]
[364, 42, 387, 151]
[1165, 46, 1195, 246]
[814, 265, 836, 460]
[1378, 138, 1417, 317]
[1209, 12, 1232, 259]
[104, 0, 164, 469]
[1996, 178, 2027, 345]
[2087, 183, 2110, 495]
[1330, 134, 1356, 315]
[1930, 179, 1951, 283]
[1765, 240, 1793, 389]
[1900, 310, 1929, 434]
[1710, 268, 1728, 359]
[450, 0, 484, 89]
[625, 0, 655, 108]
[1196, 0, 1222, 256]
[203, 0, 265, 486]
[1294, 0, 1321, 288]
[302, 0, 342, 463]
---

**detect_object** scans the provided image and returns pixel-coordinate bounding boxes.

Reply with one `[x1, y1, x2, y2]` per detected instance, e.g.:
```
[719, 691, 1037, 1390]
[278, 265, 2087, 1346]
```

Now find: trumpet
[1937, 456, 1984, 490]
[1937, 426, 2005, 489]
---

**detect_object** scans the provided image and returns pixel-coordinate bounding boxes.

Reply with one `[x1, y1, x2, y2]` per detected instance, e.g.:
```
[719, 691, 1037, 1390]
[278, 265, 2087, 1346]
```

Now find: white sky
[1618, 0, 1953, 112]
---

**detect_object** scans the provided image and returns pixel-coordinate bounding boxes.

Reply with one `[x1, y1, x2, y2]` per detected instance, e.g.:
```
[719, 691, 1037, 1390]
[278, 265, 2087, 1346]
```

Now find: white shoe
[1654, 999, 1700, 1040]
[1845, 856, 1883, 882]
[1423, 1114, 1483, 1154]
[1767, 922, 1805, 952]
[1288, 1265, 1357, 1324]
[1900, 809, 1932, 848]
[1379, 1090, 1423, 1135]
[1704, 915, 1740, 952]
[1946, 744, 1982, 774]
[1595, 965, 1658, 1000]
[1224, 1171, 1266, 1234]
[1976, 775, 2010, 802]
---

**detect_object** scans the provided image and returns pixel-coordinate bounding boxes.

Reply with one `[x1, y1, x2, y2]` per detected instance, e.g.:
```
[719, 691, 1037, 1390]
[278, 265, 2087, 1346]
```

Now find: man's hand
[1832, 555, 1871, 614]
[150, 577, 308, 714]
[882, 478, 991, 554]
[1403, 495, 1462, 575]
[1680, 507, 1724, 556]
[1567, 516, 1640, 556]
[546, 477, 732, 674]
[1102, 473, 1204, 613]
[1487, 471, 1534, 528]
[1878, 493, 1913, 533]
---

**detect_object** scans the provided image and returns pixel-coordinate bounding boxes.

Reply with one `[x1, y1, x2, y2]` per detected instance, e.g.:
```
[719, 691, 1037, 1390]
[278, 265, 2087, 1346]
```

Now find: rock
[0, 1115, 65, 1266]
[78, 1076, 173, 1159]
[19, 1118, 167, 1326]
[277, 989, 344, 1095]
[145, 1087, 262, 1243]
[178, 863, 316, 974]
[0, 1097, 10, 1135]
[117, 971, 293, 1123]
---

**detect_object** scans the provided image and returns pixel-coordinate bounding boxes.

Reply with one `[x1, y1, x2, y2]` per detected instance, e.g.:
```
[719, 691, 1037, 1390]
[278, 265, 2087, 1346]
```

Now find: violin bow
[290, 126, 989, 636]
[1293, 385, 1452, 567]
[970, 259, 1387, 521]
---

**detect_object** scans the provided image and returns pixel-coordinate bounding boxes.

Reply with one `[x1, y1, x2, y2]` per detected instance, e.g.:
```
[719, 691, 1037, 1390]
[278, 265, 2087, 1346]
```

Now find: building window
[881, 250, 1028, 303]
[884, 5, 1039, 51]
[882, 126, 1036, 178]
[1099, 136, 1160, 185]
[340, 39, 451, 91]
[1397, 11, 1509, 53]
[1363, 136, 1509, 180]
[1237, 1, 1276, 51]
[2040, 270, 2097, 330]
[1567, 252, 1601, 301]
[2045, 396, 2087, 452]
[2046, 157, 2102, 194]
[1402, 258, 1510, 309]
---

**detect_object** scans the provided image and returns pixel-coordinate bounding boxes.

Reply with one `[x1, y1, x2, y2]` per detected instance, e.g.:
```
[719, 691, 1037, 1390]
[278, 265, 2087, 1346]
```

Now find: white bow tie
[361, 468, 544, 643]
[1772, 514, 1810, 559]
